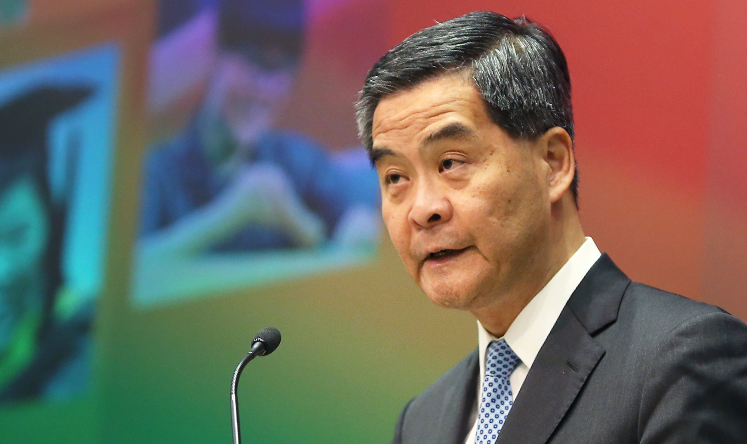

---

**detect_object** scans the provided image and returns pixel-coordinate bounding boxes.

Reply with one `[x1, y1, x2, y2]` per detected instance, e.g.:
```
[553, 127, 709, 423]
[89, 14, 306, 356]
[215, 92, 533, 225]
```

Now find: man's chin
[0, 315, 19, 348]
[423, 288, 476, 311]
[227, 113, 273, 146]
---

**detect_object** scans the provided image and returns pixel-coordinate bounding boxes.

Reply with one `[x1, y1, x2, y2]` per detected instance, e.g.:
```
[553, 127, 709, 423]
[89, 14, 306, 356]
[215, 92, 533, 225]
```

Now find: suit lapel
[496, 306, 604, 444]
[496, 254, 631, 444]
[435, 351, 480, 444]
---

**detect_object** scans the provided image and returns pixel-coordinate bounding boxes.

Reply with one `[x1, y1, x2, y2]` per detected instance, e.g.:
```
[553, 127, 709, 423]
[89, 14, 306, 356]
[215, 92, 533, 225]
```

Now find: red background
[361, 0, 746, 320]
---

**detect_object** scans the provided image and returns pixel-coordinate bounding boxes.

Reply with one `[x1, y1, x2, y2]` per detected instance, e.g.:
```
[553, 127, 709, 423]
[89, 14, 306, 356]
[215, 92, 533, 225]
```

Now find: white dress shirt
[464, 237, 601, 444]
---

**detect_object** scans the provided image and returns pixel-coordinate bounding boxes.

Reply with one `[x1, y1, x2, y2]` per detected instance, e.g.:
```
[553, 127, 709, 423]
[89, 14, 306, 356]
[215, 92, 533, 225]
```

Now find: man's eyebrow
[370, 147, 397, 165]
[369, 123, 473, 165]
[422, 122, 474, 146]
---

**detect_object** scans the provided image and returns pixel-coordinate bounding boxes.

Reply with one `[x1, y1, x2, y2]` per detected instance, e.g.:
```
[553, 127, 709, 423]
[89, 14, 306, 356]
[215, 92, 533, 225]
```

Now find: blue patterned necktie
[475, 339, 520, 444]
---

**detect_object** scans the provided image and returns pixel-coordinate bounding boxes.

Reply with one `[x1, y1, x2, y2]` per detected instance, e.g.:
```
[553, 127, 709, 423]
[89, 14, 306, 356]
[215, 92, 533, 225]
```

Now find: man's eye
[0, 226, 28, 245]
[440, 158, 461, 172]
[386, 174, 403, 185]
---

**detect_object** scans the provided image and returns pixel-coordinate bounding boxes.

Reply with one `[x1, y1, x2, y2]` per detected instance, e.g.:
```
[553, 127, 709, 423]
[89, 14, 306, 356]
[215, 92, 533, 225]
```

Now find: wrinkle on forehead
[371, 74, 485, 147]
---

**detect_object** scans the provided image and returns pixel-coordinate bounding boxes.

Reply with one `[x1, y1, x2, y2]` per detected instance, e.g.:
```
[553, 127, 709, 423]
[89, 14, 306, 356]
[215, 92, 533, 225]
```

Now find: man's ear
[540, 127, 575, 204]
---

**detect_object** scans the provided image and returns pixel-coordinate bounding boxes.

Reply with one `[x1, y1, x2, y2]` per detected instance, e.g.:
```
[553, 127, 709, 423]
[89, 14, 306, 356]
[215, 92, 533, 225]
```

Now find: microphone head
[252, 327, 282, 355]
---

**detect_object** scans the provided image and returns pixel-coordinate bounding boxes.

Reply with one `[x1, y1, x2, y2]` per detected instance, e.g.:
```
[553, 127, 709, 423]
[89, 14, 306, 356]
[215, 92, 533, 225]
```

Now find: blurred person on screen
[0, 86, 94, 403]
[357, 11, 747, 444]
[139, 0, 380, 260]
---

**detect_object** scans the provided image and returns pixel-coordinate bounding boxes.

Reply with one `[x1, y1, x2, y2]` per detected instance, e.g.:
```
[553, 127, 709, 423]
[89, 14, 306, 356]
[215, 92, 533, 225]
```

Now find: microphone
[231, 327, 282, 444]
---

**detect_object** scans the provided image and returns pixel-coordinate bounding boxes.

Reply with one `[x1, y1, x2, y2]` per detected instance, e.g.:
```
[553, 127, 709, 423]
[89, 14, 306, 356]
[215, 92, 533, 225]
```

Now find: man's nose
[408, 183, 452, 228]
[0, 249, 13, 283]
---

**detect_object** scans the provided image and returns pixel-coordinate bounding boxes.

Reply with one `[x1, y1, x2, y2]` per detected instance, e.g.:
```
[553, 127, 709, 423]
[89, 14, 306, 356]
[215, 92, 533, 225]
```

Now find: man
[140, 0, 378, 258]
[0, 85, 94, 402]
[356, 11, 747, 444]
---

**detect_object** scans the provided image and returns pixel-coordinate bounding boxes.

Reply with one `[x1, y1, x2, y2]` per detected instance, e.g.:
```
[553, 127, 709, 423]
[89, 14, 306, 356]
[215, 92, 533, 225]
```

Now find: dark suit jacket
[392, 254, 747, 444]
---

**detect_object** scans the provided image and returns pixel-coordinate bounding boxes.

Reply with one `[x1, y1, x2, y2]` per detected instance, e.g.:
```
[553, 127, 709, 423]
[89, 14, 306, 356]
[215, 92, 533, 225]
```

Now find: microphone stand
[230, 344, 263, 444]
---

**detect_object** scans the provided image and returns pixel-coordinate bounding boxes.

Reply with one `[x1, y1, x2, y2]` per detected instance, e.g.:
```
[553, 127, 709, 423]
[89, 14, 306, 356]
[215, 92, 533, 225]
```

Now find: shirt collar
[477, 237, 602, 374]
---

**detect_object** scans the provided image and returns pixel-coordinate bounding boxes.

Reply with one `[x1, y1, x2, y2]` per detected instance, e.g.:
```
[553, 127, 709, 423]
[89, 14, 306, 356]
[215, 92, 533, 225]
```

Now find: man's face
[202, 50, 295, 149]
[0, 175, 49, 350]
[371, 74, 555, 314]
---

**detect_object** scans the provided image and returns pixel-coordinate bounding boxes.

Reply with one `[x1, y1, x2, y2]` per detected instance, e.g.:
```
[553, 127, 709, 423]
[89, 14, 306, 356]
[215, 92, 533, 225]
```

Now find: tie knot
[485, 339, 520, 377]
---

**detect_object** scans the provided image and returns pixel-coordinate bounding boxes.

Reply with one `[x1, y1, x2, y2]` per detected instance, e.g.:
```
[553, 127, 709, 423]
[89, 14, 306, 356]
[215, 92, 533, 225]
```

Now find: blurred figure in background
[140, 0, 379, 260]
[0, 85, 94, 403]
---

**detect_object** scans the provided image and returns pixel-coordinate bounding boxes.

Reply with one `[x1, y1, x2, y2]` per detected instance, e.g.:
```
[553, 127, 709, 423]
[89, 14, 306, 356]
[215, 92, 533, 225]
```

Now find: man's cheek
[386, 227, 411, 266]
[381, 207, 399, 238]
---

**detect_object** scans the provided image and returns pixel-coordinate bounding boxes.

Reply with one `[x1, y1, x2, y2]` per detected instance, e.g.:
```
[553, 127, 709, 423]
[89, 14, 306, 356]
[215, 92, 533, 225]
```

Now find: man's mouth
[425, 247, 469, 262]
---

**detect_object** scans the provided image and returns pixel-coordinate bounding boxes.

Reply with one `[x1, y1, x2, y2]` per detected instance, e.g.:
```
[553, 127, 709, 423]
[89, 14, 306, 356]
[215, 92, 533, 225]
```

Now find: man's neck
[473, 208, 586, 337]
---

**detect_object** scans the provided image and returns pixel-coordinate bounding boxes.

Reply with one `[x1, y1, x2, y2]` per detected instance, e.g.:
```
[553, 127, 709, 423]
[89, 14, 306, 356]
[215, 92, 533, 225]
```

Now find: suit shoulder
[615, 282, 747, 352]
[623, 282, 732, 324]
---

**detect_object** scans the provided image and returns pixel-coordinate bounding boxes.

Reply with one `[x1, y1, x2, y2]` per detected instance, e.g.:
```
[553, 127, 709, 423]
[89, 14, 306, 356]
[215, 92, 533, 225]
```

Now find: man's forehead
[371, 74, 483, 144]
